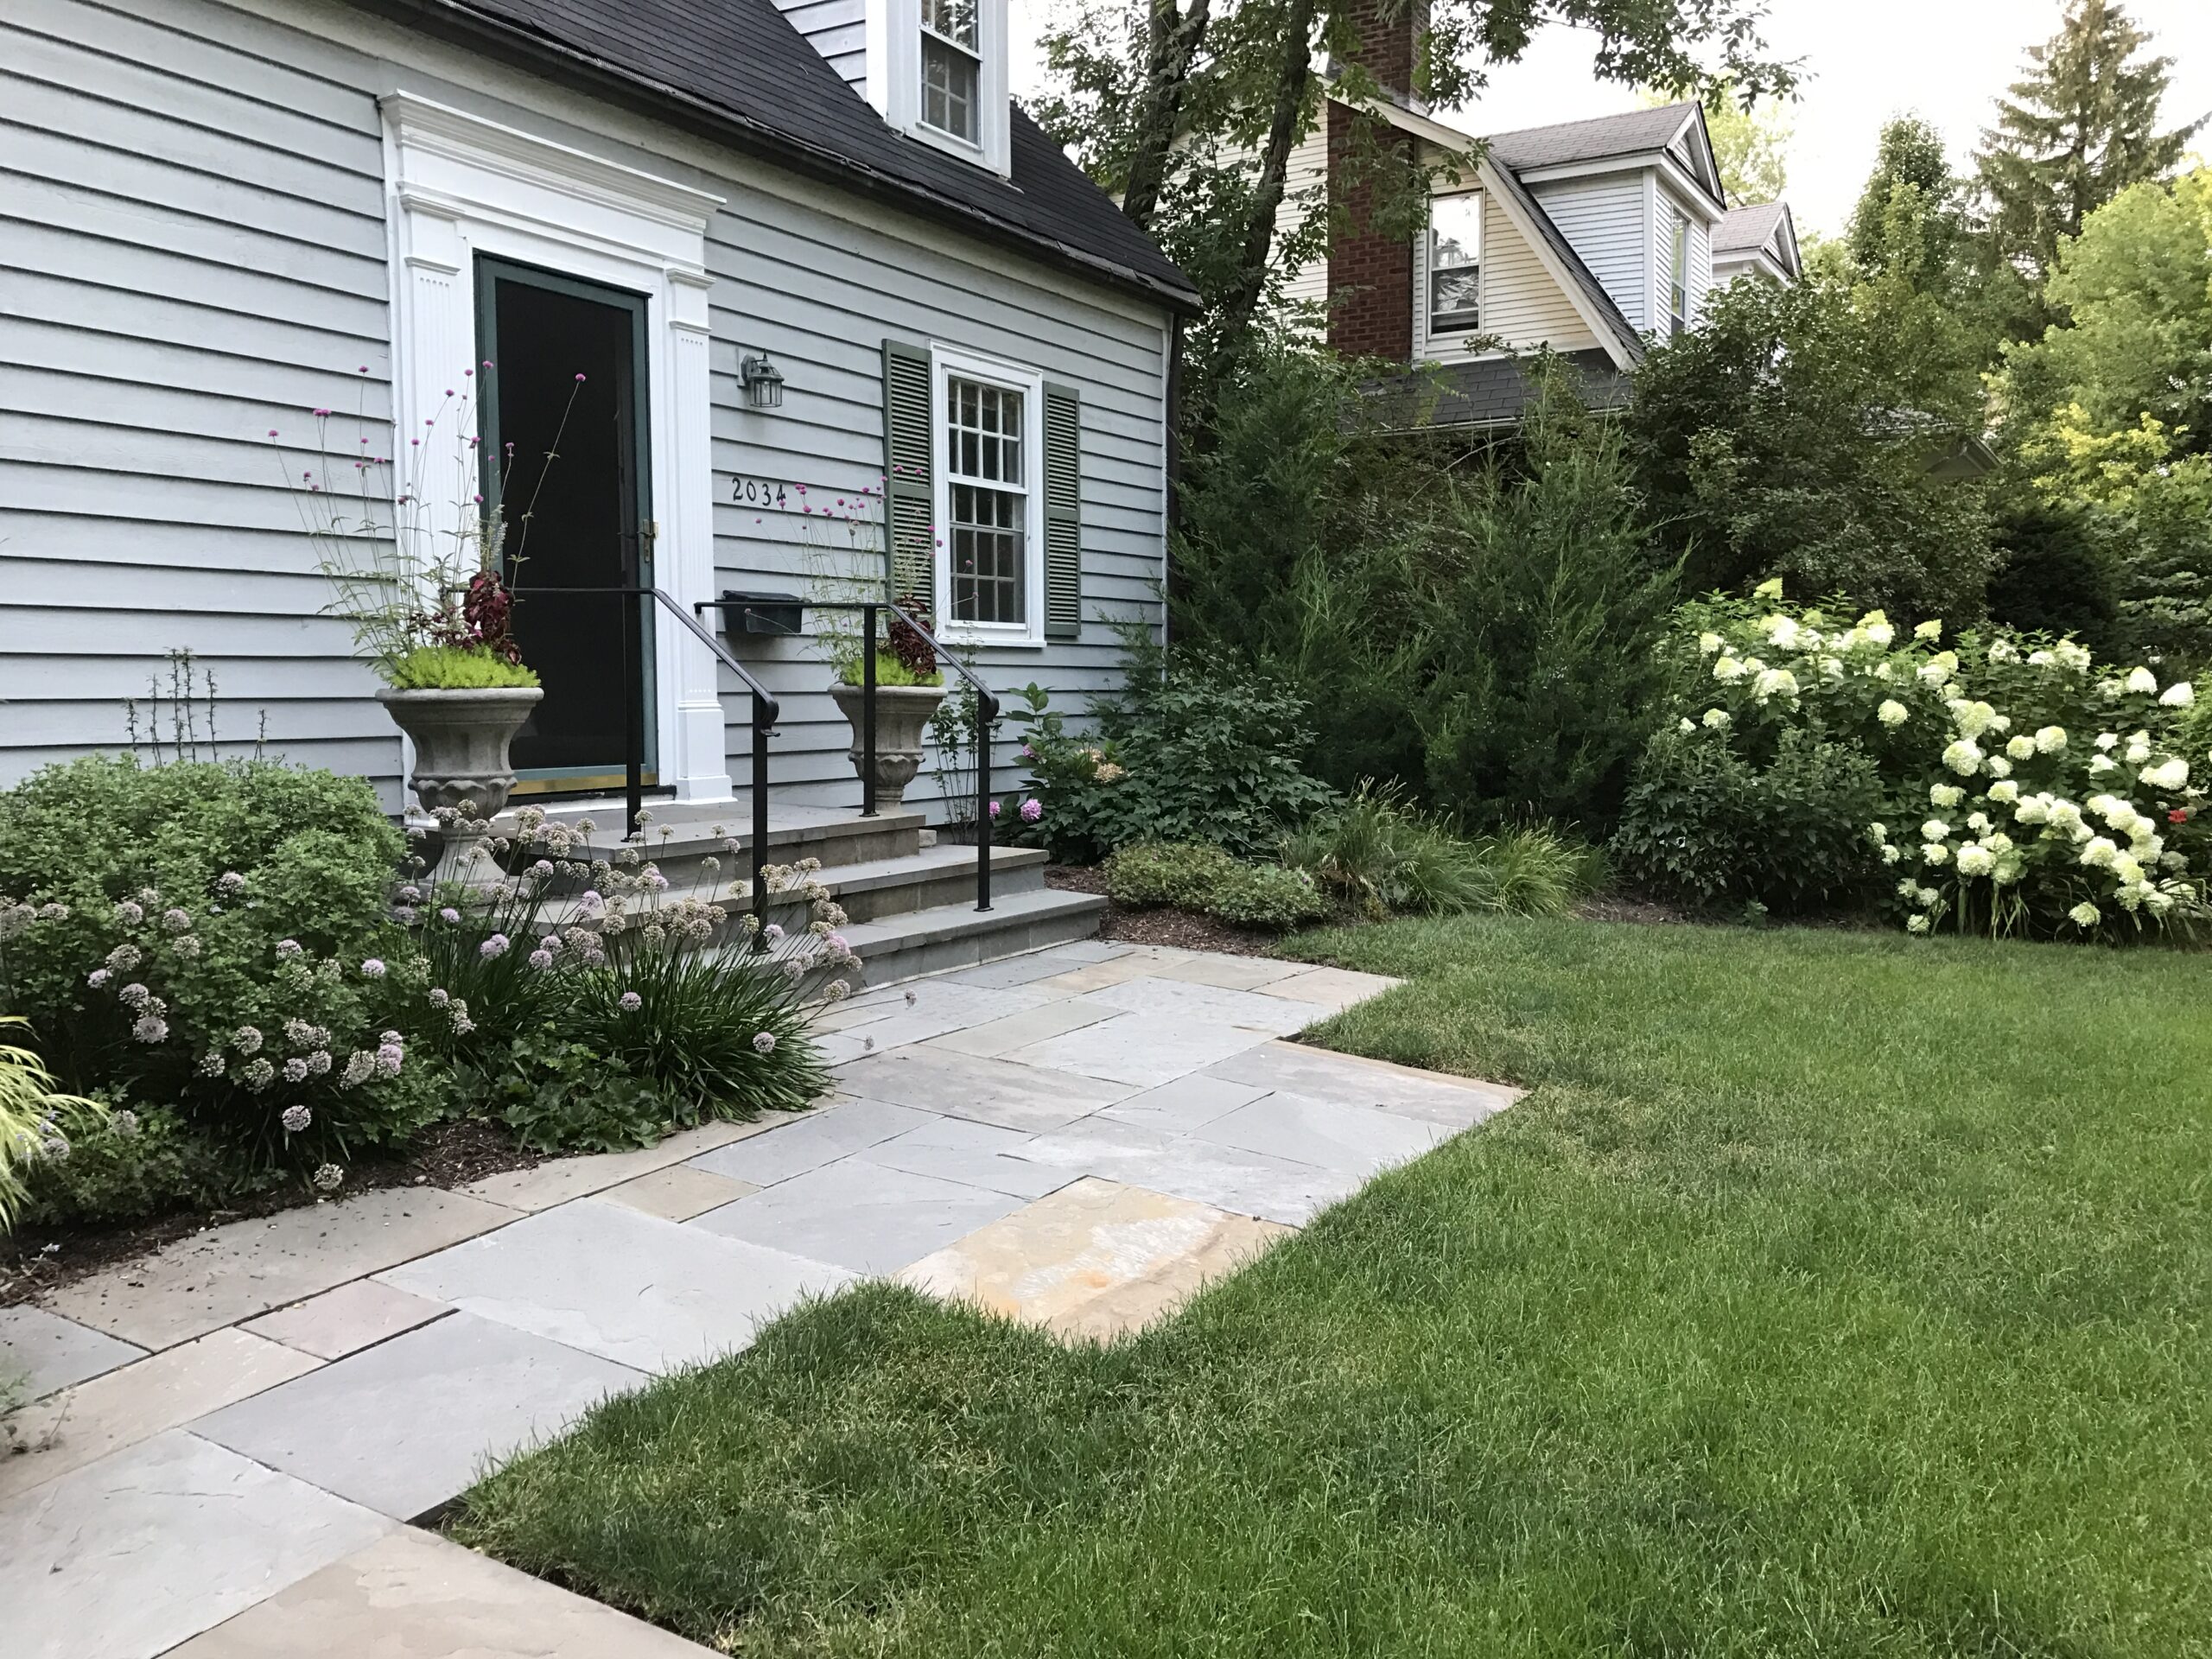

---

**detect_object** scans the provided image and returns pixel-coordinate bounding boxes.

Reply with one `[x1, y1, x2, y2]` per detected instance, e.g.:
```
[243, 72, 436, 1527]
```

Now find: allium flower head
[528, 948, 554, 969]
[276, 938, 303, 958]
[619, 990, 642, 1012]
[283, 1057, 309, 1083]
[439, 906, 461, 924]
[312, 1163, 345, 1193]
[282, 1103, 312, 1135]
[162, 907, 192, 932]
[114, 899, 144, 925]
[86, 967, 111, 988]
[131, 1014, 168, 1044]
[753, 1031, 778, 1053]
[360, 957, 386, 978]
[480, 933, 510, 958]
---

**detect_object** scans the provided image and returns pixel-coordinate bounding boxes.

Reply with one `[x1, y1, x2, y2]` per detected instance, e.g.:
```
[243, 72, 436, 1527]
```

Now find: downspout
[1161, 314, 1185, 657]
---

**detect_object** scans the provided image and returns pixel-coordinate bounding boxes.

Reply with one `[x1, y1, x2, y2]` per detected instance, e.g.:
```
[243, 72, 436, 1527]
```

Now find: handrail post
[751, 688, 771, 945]
[861, 604, 878, 818]
[975, 688, 997, 912]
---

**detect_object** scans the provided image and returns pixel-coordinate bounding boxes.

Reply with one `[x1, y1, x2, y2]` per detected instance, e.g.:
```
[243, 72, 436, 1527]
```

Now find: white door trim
[380, 92, 734, 802]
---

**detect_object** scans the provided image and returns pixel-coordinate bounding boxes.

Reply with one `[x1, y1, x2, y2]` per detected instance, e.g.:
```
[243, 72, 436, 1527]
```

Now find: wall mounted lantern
[741, 351, 785, 410]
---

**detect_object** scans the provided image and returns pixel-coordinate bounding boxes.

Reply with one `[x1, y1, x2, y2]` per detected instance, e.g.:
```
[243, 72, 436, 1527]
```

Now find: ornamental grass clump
[1618, 582, 2208, 939]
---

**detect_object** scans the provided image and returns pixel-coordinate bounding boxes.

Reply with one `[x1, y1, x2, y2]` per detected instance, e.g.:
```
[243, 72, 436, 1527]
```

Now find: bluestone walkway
[0, 941, 1518, 1658]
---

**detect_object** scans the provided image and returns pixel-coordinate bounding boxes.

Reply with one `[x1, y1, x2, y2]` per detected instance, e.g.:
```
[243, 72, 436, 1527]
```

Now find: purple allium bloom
[114, 899, 144, 925]
[283, 1058, 309, 1083]
[276, 938, 303, 959]
[1020, 798, 1043, 823]
[130, 1014, 168, 1044]
[540, 933, 563, 952]
[381, 1030, 404, 1046]
[374, 1042, 404, 1076]
[196, 1052, 226, 1077]
[218, 871, 246, 895]
[308, 1050, 332, 1075]
[752, 1031, 777, 1054]
[528, 948, 554, 970]
[105, 943, 143, 972]
[531, 859, 554, 877]
[480, 933, 510, 959]
[118, 982, 151, 1010]
[579, 891, 605, 918]
[86, 968, 111, 988]
[619, 990, 642, 1012]
[281, 1104, 312, 1135]
[440, 906, 461, 924]
[763, 923, 784, 942]
[234, 1025, 264, 1054]
[646, 870, 669, 891]
[312, 1163, 344, 1193]
[162, 907, 192, 932]
[393, 905, 418, 925]
[360, 957, 387, 979]
[429, 988, 450, 1007]
[397, 884, 422, 903]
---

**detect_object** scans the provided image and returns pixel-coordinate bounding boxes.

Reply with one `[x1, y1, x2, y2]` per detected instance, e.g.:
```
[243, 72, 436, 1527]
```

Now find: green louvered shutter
[1043, 380, 1081, 641]
[880, 339, 934, 606]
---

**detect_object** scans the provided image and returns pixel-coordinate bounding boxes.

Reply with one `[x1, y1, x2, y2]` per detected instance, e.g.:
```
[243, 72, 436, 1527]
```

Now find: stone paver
[922, 995, 1119, 1058]
[687, 1096, 937, 1185]
[1082, 974, 1319, 1036]
[899, 1176, 1293, 1341]
[1005, 1116, 1360, 1227]
[836, 1044, 1132, 1130]
[167, 1526, 715, 1656]
[1153, 955, 1317, 991]
[940, 939, 1130, 988]
[240, 1280, 451, 1361]
[1005, 1010, 1280, 1089]
[1193, 1089, 1456, 1179]
[0, 1430, 391, 1659]
[0, 1327, 321, 1502]
[1027, 945, 1196, 995]
[379, 1198, 854, 1372]
[1204, 1039, 1520, 1127]
[0, 1305, 144, 1400]
[1254, 964, 1403, 1008]
[43, 1188, 518, 1350]
[692, 1158, 1027, 1274]
[193, 1313, 642, 1521]
[457, 1118, 765, 1211]
[1097, 1073, 1272, 1135]
[858, 1114, 1076, 1198]
[601, 1162, 760, 1221]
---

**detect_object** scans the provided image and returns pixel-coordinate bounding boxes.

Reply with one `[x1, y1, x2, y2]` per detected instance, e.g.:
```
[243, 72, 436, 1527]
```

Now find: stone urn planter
[828, 681, 946, 808]
[376, 685, 543, 874]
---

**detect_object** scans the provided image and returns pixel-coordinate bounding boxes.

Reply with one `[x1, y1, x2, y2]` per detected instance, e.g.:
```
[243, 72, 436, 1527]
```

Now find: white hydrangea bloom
[1753, 577, 1784, 600]
[1915, 620, 1943, 641]
[2034, 726, 2067, 753]
[1955, 844, 1996, 877]
[2126, 665, 2158, 695]
[2012, 795, 2049, 824]
[1987, 779, 2020, 804]
[1751, 667, 1799, 702]
[1987, 639, 2019, 664]
[1896, 879, 1921, 899]
[1702, 707, 1732, 729]
[2088, 753, 2119, 775]
[2094, 732, 2119, 751]
[1922, 818, 1952, 842]
[1868, 822, 1889, 843]
[2005, 735, 2037, 761]
[2068, 901, 2101, 927]
[1713, 656, 1746, 683]
[1760, 614, 1802, 649]
[2056, 640, 2093, 671]
[1986, 754, 2013, 779]
[2027, 650, 2056, 666]
[1929, 784, 1964, 809]
[1819, 655, 1845, 681]
[1882, 843, 1902, 864]
[1906, 912, 1931, 934]
[1878, 699, 1909, 727]
[1859, 609, 1896, 646]
[1923, 842, 1950, 866]
[1698, 631, 1724, 653]
[1942, 739, 1982, 776]
[2158, 680, 2193, 708]
[1967, 811, 1992, 834]
[2080, 836, 2119, 869]
[1678, 716, 1696, 734]
[2141, 757, 2190, 791]
[2098, 677, 2124, 700]
[1916, 884, 1942, 906]
[2124, 734, 2152, 767]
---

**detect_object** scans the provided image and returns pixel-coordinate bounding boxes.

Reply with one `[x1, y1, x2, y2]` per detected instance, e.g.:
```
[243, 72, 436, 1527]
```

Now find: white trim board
[381, 93, 735, 802]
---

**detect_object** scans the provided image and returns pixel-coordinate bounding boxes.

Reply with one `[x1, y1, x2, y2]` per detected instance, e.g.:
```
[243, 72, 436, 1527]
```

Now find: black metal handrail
[701, 596, 1001, 913]
[517, 585, 778, 932]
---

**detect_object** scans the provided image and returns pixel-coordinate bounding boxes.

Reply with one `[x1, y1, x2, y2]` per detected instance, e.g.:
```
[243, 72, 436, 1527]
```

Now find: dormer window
[861, 0, 1010, 174]
[1428, 193, 1482, 334]
[920, 0, 979, 143]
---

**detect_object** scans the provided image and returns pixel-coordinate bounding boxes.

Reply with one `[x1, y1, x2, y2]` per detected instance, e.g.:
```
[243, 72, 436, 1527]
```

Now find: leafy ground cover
[454, 918, 2212, 1656]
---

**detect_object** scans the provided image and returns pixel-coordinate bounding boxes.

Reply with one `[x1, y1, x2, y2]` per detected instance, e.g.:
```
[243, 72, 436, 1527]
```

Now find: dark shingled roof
[1363, 350, 1632, 430]
[365, 0, 1198, 309]
[1487, 103, 1699, 174]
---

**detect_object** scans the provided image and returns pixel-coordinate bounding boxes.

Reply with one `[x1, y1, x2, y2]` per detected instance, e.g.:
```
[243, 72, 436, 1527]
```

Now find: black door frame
[474, 253, 659, 793]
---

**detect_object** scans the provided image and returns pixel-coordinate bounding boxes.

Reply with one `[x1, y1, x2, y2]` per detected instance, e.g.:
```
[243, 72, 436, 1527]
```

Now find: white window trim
[379, 93, 734, 801]
[1423, 188, 1484, 346]
[930, 343, 1046, 649]
[865, 0, 1010, 175]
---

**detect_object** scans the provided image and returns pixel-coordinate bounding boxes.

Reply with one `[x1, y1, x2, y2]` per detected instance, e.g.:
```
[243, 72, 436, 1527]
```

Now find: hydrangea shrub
[1624, 582, 2205, 938]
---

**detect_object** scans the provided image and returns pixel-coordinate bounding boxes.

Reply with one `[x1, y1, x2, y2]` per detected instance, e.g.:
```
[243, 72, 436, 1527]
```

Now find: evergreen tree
[1974, 0, 2203, 287]
[1847, 117, 1963, 283]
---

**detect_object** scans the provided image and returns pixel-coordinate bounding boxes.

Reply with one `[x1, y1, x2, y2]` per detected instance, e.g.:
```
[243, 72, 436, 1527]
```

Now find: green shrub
[1006, 656, 1337, 862]
[17, 1101, 245, 1230]
[1103, 842, 1240, 909]
[0, 758, 435, 1175]
[2, 1017, 99, 1230]
[1205, 863, 1328, 931]
[387, 645, 542, 690]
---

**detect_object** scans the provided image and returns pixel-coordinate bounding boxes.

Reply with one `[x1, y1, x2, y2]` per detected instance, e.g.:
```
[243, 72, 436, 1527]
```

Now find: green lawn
[454, 918, 2212, 1656]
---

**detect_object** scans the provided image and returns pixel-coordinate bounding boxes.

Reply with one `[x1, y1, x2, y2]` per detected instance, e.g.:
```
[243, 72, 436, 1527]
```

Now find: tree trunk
[1121, 0, 1214, 229]
[1214, 0, 1320, 348]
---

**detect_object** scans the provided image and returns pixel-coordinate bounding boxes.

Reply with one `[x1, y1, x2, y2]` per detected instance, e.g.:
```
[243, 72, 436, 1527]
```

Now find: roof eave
[352, 0, 1203, 314]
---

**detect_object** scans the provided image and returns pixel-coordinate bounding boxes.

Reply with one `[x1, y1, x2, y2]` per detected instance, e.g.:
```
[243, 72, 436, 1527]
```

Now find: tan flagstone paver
[0, 1305, 145, 1400]
[1253, 964, 1404, 1007]
[241, 1279, 452, 1361]
[1205, 1039, 1521, 1127]
[601, 1162, 760, 1222]
[1027, 945, 1198, 995]
[922, 994, 1120, 1058]
[166, 1525, 715, 1656]
[458, 1117, 768, 1211]
[1153, 955, 1318, 991]
[43, 1187, 520, 1350]
[899, 1176, 1293, 1341]
[0, 1327, 321, 1500]
[834, 1044, 1134, 1129]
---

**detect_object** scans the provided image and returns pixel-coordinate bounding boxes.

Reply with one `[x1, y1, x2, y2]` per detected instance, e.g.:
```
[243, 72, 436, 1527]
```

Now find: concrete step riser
[851, 902, 1104, 988]
[585, 825, 925, 885]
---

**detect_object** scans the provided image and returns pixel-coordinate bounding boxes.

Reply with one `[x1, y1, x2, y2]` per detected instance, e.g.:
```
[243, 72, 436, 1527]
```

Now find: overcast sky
[1010, 0, 2212, 235]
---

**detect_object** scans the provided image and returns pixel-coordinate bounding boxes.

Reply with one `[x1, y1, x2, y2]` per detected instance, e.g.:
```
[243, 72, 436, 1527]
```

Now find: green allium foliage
[1615, 582, 2209, 938]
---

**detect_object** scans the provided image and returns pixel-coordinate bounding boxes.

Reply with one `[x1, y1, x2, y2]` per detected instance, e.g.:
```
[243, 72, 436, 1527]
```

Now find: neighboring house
[1272, 0, 1795, 429]
[0, 0, 1195, 817]
[1712, 201, 1805, 286]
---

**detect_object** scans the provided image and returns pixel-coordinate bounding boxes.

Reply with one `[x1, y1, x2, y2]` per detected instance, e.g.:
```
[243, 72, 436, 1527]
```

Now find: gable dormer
[770, 0, 1011, 175]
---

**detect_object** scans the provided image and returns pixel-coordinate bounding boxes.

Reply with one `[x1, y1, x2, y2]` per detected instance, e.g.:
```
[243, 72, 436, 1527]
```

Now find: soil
[1045, 865, 1287, 958]
[0, 1116, 545, 1307]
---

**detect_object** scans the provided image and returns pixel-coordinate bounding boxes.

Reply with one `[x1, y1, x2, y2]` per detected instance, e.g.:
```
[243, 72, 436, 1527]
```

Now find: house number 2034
[729, 476, 791, 510]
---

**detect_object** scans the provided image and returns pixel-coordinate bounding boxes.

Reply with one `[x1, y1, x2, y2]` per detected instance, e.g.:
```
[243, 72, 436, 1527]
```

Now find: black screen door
[475, 257, 655, 791]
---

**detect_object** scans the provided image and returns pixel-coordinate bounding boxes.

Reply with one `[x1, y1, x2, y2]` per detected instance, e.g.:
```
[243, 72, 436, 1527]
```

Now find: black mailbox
[719, 589, 804, 639]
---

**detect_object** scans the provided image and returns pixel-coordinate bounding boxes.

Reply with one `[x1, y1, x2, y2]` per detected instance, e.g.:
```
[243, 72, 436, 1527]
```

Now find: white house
[0, 0, 1195, 826]
[1713, 201, 1806, 287]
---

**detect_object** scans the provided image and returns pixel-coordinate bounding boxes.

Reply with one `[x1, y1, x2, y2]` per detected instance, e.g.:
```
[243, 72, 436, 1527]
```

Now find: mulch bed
[0, 1117, 545, 1307]
[1045, 865, 1285, 958]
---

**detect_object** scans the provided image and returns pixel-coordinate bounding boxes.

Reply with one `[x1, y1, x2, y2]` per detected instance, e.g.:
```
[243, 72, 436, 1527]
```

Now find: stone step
[839, 887, 1107, 987]
[753, 843, 1046, 926]
[513, 798, 926, 874]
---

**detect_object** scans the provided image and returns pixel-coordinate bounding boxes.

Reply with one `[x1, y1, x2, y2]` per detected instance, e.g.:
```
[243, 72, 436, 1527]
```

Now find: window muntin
[920, 0, 980, 143]
[1669, 211, 1689, 335]
[944, 375, 1027, 626]
[1428, 192, 1482, 334]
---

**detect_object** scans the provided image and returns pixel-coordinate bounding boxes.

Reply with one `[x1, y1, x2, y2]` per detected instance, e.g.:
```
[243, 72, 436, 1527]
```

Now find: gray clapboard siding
[0, 0, 400, 799]
[767, 0, 868, 87]
[1530, 174, 1649, 334]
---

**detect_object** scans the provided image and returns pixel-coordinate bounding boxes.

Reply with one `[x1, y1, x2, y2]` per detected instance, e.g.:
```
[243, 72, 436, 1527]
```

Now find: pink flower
[988, 800, 1002, 818]
[1020, 798, 1043, 823]
[619, 991, 642, 1012]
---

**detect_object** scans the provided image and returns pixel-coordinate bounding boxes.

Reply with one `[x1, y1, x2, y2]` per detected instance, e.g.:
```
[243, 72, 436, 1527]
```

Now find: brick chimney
[1325, 0, 1429, 363]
